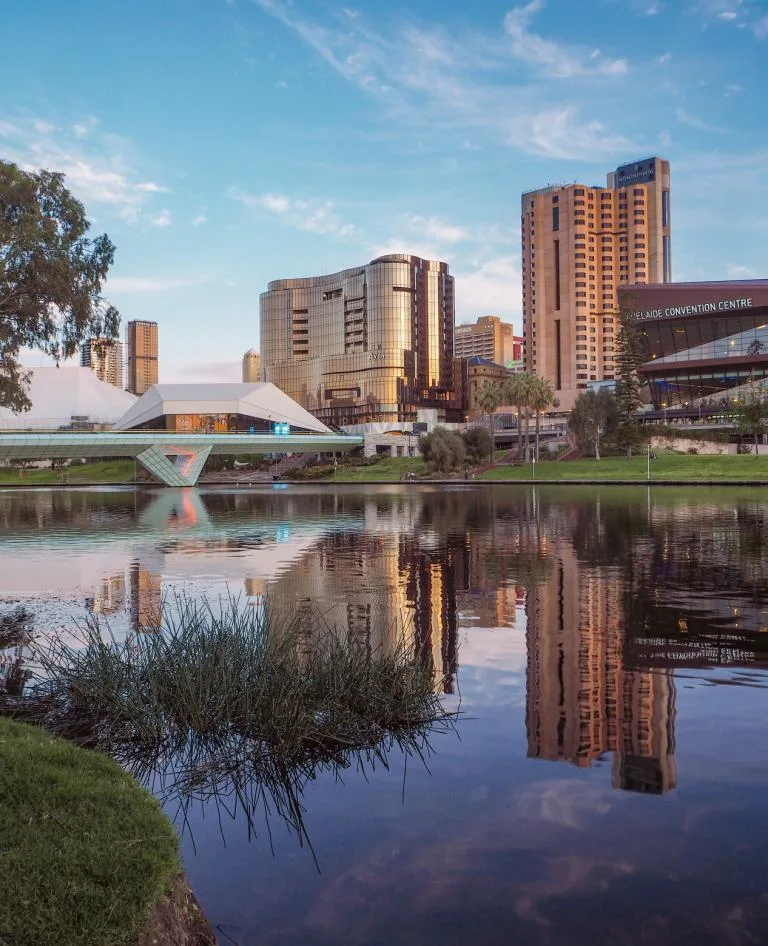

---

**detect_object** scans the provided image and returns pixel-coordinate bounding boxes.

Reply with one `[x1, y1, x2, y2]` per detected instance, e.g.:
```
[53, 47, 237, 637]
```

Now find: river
[1, 484, 767, 945]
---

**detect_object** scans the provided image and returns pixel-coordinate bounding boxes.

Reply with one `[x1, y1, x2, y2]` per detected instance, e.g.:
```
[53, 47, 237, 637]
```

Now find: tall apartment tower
[126, 320, 159, 395]
[521, 156, 671, 410]
[455, 315, 516, 366]
[80, 338, 124, 388]
[242, 348, 262, 382]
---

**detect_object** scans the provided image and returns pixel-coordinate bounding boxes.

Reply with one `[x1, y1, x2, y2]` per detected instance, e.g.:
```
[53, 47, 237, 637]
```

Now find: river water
[2, 485, 768, 945]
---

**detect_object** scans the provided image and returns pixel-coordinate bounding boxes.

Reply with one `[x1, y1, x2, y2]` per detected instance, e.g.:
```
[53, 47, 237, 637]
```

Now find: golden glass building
[522, 156, 671, 410]
[260, 254, 464, 426]
[126, 320, 159, 395]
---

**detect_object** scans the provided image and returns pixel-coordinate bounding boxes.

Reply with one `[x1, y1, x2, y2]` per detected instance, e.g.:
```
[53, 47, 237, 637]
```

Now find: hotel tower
[521, 157, 671, 410]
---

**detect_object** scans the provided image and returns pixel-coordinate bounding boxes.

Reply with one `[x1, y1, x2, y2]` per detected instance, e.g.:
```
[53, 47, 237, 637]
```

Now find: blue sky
[2, 0, 767, 382]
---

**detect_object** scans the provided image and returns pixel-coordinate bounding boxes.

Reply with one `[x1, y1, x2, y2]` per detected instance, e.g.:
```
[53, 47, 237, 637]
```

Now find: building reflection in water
[525, 542, 677, 795]
[69, 487, 768, 798]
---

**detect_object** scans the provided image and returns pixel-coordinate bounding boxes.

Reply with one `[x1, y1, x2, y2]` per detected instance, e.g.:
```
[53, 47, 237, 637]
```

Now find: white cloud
[646, 2, 662, 13]
[675, 107, 726, 133]
[151, 209, 172, 227]
[228, 186, 355, 237]
[726, 263, 759, 278]
[192, 214, 208, 226]
[454, 255, 522, 322]
[409, 215, 468, 243]
[105, 273, 211, 292]
[503, 1, 629, 77]
[0, 114, 169, 222]
[659, 52, 672, 63]
[250, 0, 637, 162]
[136, 181, 171, 193]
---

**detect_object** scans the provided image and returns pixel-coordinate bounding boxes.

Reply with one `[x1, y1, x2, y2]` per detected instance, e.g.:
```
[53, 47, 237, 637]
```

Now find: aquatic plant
[21, 594, 452, 760]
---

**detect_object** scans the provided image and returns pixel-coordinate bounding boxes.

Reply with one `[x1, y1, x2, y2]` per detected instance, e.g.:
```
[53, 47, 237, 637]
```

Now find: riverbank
[0, 717, 215, 946]
[2, 453, 768, 487]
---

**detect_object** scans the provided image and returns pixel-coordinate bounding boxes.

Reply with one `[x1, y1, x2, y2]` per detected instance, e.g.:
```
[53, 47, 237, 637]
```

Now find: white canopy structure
[114, 382, 331, 434]
[0, 366, 137, 430]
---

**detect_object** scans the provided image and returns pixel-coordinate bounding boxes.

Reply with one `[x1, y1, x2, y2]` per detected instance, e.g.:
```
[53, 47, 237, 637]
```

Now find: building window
[553, 206, 560, 231]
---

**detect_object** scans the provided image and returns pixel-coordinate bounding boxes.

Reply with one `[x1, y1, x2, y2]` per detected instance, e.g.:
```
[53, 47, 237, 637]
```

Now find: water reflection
[3, 486, 768, 943]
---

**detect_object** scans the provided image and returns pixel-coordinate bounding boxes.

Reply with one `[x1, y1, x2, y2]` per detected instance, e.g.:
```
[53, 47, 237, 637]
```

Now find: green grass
[477, 453, 768, 481]
[0, 717, 181, 946]
[0, 459, 136, 485]
[318, 456, 428, 482]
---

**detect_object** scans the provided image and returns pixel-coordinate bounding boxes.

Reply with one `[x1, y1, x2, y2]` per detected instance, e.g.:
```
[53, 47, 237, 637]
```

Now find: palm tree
[476, 380, 503, 462]
[505, 372, 535, 462]
[529, 376, 556, 462]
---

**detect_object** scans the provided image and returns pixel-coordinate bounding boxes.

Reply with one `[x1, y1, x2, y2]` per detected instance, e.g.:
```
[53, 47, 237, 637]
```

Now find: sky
[2, 0, 767, 383]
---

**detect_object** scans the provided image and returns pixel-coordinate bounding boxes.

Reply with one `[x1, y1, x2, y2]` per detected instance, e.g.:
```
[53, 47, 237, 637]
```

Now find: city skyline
[2, 0, 767, 383]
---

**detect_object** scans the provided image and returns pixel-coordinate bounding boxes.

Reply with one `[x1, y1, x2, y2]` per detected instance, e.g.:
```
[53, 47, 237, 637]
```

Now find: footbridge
[0, 432, 363, 487]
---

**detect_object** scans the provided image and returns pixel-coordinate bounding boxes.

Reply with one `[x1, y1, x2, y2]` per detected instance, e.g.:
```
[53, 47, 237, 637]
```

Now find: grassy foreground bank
[0, 717, 194, 946]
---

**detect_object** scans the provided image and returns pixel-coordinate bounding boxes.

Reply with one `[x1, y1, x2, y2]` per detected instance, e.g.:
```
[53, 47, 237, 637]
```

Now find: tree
[529, 376, 556, 461]
[506, 372, 536, 462]
[615, 298, 647, 457]
[418, 426, 466, 473]
[462, 426, 493, 464]
[476, 379, 503, 462]
[568, 389, 619, 457]
[0, 161, 119, 411]
[734, 383, 768, 453]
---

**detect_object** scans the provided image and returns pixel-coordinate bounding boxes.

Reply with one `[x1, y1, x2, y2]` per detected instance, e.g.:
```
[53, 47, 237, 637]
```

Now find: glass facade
[623, 282, 768, 408]
[260, 255, 464, 426]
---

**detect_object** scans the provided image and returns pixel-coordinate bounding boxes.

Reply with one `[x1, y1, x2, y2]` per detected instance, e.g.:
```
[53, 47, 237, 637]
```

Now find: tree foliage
[615, 298, 647, 457]
[463, 425, 493, 463]
[0, 161, 119, 411]
[734, 383, 768, 452]
[505, 371, 536, 461]
[418, 426, 466, 472]
[528, 375, 556, 461]
[568, 389, 620, 457]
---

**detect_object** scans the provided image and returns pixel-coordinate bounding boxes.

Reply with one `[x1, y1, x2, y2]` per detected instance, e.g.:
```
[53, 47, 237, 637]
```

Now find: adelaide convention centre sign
[630, 297, 755, 321]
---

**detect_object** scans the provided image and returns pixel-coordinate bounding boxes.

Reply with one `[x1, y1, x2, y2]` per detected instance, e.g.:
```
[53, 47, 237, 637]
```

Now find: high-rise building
[260, 254, 464, 427]
[455, 315, 518, 367]
[126, 320, 159, 395]
[80, 338, 124, 389]
[521, 156, 671, 410]
[242, 348, 261, 382]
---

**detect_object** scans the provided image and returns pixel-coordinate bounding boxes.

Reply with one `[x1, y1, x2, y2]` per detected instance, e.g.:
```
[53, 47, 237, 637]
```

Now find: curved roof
[114, 382, 331, 433]
[0, 366, 137, 429]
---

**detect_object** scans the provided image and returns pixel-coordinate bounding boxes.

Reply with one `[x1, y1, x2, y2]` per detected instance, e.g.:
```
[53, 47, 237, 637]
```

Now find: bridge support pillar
[135, 445, 212, 487]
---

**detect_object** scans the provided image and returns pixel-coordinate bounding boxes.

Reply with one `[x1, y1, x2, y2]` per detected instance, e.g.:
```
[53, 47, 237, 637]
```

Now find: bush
[419, 426, 466, 472]
[462, 426, 493, 463]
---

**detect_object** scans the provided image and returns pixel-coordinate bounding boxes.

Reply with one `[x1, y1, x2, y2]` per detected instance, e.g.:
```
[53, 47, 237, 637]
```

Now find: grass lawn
[0, 459, 136, 485]
[323, 456, 428, 482]
[477, 453, 768, 481]
[0, 717, 181, 946]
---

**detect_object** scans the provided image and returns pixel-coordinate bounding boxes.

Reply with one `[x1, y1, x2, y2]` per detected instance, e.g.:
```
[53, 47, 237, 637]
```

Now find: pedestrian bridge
[0, 431, 363, 487]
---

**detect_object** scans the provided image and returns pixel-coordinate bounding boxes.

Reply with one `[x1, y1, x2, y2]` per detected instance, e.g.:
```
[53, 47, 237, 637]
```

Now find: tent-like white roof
[114, 382, 331, 434]
[0, 366, 137, 429]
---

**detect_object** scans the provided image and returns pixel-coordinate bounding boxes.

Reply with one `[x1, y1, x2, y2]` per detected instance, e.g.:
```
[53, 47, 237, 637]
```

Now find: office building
[455, 315, 519, 368]
[242, 348, 261, 382]
[260, 254, 465, 427]
[522, 156, 671, 410]
[619, 279, 768, 410]
[126, 320, 159, 395]
[80, 338, 124, 388]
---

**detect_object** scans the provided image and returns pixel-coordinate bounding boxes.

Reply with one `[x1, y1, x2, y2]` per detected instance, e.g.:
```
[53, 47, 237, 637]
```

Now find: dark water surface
[2, 485, 768, 945]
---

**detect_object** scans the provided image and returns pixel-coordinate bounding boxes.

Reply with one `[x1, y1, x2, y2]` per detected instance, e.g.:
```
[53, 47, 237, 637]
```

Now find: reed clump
[23, 595, 450, 759]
